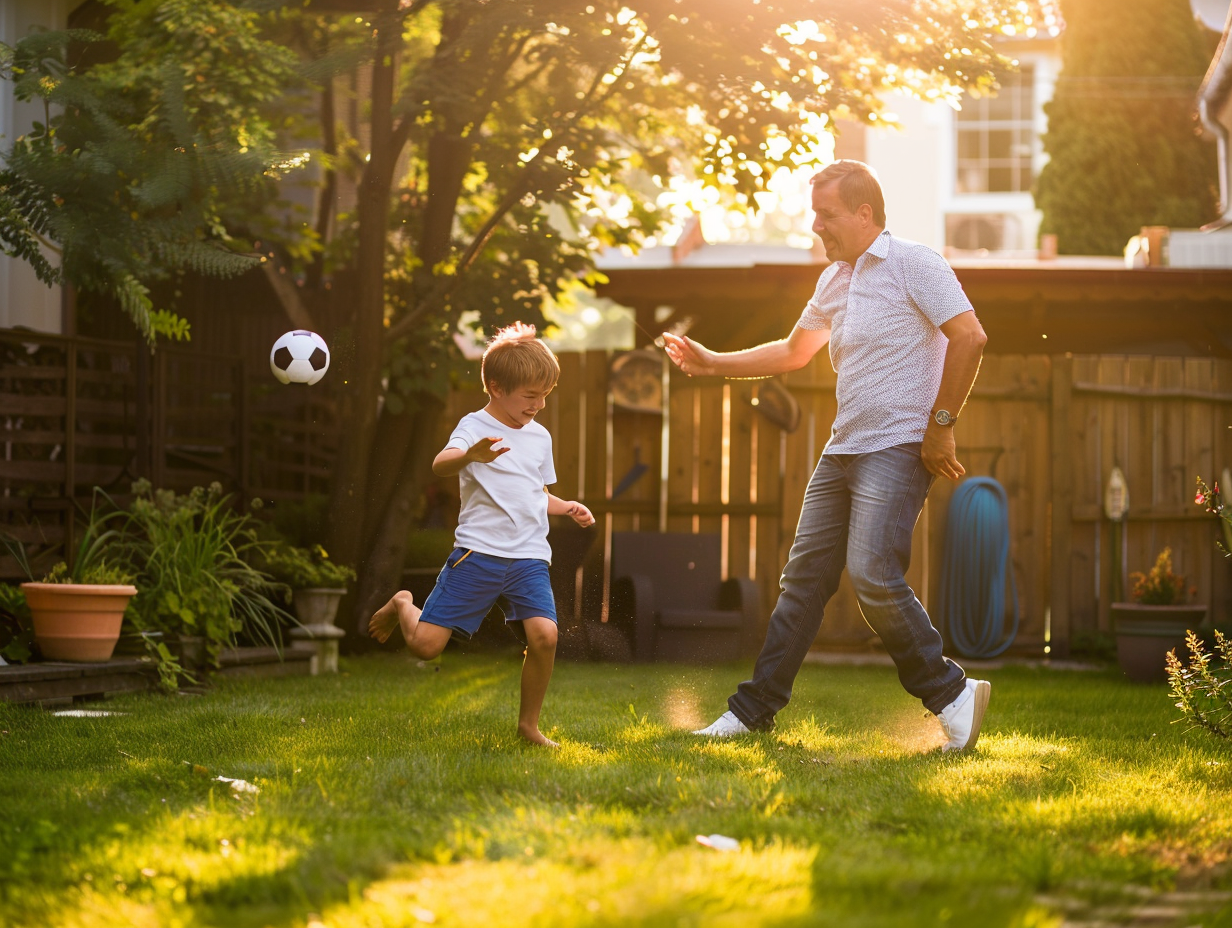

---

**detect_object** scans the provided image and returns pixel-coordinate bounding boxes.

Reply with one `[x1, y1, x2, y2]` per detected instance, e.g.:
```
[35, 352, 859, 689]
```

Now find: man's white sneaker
[937, 678, 991, 752]
[693, 710, 751, 737]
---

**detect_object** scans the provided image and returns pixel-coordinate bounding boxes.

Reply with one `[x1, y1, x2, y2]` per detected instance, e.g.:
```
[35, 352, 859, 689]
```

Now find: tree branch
[261, 261, 319, 331]
[384, 31, 651, 345]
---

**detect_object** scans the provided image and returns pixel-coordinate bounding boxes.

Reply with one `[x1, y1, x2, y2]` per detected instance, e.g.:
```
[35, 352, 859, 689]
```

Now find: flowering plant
[1195, 476, 1232, 555]
[1129, 547, 1194, 606]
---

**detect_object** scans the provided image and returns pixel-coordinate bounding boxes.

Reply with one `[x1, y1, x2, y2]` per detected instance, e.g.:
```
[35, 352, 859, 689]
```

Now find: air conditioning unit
[945, 213, 1010, 252]
[1166, 229, 1232, 268]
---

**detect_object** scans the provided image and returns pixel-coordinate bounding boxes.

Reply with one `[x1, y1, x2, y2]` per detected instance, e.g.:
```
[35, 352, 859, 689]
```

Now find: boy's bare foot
[518, 724, 560, 748]
[368, 591, 420, 644]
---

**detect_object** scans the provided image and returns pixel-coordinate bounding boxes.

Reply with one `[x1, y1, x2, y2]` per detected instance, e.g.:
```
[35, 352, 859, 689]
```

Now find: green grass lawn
[2, 651, 1231, 928]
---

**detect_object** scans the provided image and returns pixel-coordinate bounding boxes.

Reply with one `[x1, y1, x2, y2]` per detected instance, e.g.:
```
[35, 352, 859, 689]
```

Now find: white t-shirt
[445, 408, 557, 562]
[796, 231, 975, 454]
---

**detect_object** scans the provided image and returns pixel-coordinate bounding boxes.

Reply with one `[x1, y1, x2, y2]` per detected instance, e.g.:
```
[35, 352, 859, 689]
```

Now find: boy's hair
[481, 322, 560, 394]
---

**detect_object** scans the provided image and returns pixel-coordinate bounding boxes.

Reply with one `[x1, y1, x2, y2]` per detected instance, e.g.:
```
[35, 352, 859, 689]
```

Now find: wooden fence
[436, 350, 1232, 656]
[4, 327, 1230, 654]
[0, 330, 334, 576]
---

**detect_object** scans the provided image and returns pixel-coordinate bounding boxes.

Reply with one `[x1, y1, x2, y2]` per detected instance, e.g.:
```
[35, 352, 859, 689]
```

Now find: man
[662, 160, 990, 751]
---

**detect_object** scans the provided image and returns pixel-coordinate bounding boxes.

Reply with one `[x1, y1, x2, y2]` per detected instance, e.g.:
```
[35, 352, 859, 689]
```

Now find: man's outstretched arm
[662, 325, 830, 379]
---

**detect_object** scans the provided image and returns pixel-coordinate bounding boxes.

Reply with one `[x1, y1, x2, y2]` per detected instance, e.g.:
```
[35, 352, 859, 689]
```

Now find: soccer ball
[270, 330, 330, 385]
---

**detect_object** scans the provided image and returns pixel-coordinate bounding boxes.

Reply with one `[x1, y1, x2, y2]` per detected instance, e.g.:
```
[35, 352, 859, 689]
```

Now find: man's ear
[856, 202, 874, 226]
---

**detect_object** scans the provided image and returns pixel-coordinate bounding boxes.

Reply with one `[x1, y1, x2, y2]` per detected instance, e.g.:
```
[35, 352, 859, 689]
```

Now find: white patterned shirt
[796, 230, 975, 455]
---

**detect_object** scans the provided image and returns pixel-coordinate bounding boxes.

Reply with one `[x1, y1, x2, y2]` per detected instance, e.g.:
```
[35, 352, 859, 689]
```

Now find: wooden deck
[0, 645, 313, 706]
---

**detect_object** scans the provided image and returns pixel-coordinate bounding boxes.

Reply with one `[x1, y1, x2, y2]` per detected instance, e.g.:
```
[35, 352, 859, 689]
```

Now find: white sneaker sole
[948, 680, 991, 752]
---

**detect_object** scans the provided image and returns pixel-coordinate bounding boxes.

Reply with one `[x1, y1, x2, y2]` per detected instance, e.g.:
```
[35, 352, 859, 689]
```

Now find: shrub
[1167, 629, 1232, 743]
[1195, 476, 1232, 555]
[41, 560, 134, 585]
[117, 480, 292, 668]
[256, 543, 355, 591]
[0, 583, 32, 663]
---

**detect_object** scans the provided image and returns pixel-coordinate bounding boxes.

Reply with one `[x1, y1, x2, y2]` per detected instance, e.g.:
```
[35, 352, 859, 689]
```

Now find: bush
[41, 560, 134, 585]
[117, 480, 292, 668]
[0, 583, 32, 663]
[1167, 629, 1232, 743]
[255, 543, 355, 591]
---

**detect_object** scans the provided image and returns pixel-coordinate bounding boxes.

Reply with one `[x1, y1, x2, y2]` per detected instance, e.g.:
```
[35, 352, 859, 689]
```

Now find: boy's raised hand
[564, 501, 595, 527]
[467, 436, 509, 464]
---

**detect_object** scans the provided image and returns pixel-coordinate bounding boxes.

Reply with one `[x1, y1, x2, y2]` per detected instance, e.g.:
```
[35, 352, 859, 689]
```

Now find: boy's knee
[526, 620, 558, 652]
[392, 590, 415, 610]
[408, 636, 447, 661]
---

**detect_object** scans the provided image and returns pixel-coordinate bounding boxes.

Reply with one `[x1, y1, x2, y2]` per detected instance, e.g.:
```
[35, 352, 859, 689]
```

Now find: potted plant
[3, 501, 137, 662]
[256, 543, 356, 627]
[1111, 547, 1208, 683]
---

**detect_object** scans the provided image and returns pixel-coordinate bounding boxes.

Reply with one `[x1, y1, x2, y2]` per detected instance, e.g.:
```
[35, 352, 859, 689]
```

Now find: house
[0, 0, 75, 333]
[845, 0, 1230, 257]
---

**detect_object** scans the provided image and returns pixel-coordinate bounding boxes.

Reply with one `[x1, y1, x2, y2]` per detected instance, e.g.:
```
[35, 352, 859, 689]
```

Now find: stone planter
[1111, 602, 1209, 683]
[291, 587, 347, 627]
[22, 582, 138, 662]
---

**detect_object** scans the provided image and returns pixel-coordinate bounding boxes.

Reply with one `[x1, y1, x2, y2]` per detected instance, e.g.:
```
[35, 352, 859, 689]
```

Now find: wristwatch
[932, 408, 957, 427]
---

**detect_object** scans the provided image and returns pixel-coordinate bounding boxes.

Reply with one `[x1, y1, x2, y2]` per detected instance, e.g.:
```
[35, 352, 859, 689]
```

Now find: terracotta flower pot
[1111, 602, 1209, 684]
[21, 582, 138, 662]
[291, 587, 347, 627]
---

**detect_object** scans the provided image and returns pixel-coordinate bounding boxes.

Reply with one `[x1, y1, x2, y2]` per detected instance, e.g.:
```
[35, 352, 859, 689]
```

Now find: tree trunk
[325, 15, 400, 569]
[350, 394, 445, 634]
[358, 404, 416, 548]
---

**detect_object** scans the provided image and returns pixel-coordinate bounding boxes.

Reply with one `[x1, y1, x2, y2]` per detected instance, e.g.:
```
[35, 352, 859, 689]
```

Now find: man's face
[811, 180, 866, 265]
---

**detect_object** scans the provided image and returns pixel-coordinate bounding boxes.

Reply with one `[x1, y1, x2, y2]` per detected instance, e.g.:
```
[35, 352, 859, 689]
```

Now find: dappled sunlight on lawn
[692, 737, 771, 767]
[553, 740, 614, 768]
[918, 731, 1077, 799]
[321, 837, 816, 928]
[22, 800, 306, 928]
[614, 721, 671, 744]
[410, 664, 508, 716]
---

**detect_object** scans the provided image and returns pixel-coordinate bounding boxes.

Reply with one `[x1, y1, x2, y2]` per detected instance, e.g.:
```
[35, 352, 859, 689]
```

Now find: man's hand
[467, 436, 509, 464]
[921, 423, 965, 481]
[563, 500, 595, 527]
[662, 332, 714, 376]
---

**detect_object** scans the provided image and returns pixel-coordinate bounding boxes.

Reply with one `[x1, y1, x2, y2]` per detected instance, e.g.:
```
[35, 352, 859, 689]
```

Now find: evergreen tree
[1036, 0, 1217, 255]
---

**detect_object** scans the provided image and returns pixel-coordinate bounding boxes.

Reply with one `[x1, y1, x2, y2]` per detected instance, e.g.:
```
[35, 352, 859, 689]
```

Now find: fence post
[1049, 354, 1073, 658]
[237, 358, 249, 498]
[154, 350, 167, 488]
[135, 341, 151, 480]
[64, 339, 77, 563]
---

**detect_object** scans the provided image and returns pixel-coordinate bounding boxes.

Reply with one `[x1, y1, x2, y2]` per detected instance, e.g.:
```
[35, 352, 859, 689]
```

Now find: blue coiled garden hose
[938, 476, 1019, 659]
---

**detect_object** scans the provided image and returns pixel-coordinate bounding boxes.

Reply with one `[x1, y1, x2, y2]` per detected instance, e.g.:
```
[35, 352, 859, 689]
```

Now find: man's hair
[811, 160, 886, 227]
[481, 322, 560, 395]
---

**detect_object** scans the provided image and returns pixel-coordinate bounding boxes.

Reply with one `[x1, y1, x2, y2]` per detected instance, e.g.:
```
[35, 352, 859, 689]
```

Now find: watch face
[934, 409, 953, 426]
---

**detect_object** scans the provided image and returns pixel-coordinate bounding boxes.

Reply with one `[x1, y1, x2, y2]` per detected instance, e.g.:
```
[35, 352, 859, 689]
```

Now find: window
[955, 66, 1035, 194]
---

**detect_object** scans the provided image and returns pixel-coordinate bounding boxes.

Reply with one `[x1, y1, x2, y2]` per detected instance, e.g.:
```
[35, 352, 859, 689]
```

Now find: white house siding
[0, 0, 71, 333]
[863, 44, 1061, 255]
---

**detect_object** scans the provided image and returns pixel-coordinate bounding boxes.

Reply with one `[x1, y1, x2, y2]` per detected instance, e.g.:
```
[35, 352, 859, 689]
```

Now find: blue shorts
[418, 548, 557, 639]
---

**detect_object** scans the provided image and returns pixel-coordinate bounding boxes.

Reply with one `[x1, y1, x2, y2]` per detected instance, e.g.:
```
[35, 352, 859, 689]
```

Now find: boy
[368, 322, 594, 747]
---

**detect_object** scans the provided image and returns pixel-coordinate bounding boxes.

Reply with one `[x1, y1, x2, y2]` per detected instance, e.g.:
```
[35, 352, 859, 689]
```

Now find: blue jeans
[728, 442, 966, 729]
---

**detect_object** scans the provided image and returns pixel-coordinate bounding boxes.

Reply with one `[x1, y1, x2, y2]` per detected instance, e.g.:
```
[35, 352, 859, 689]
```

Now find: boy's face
[487, 381, 554, 428]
